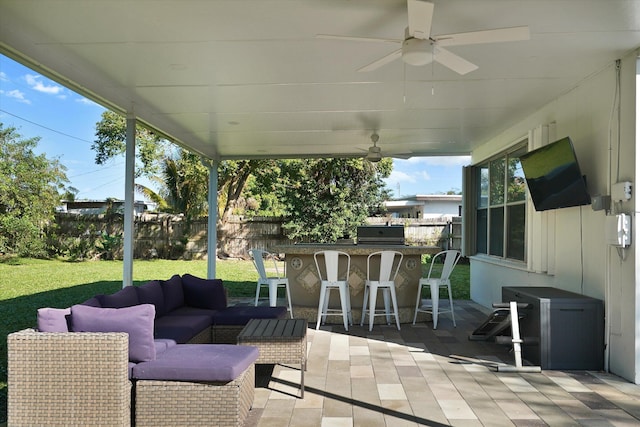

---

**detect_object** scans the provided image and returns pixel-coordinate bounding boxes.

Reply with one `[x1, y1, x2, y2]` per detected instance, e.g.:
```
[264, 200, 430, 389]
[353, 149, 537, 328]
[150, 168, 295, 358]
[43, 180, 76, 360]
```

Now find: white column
[122, 113, 136, 287]
[206, 159, 218, 279]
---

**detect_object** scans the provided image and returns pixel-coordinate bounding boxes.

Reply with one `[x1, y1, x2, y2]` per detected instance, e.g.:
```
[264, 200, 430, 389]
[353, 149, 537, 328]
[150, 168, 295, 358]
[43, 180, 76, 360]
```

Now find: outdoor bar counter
[272, 243, 441, 324]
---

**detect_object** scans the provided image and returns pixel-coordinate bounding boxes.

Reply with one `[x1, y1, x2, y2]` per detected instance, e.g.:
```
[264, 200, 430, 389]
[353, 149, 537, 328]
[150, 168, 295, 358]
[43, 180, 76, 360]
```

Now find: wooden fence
[53, 213, 461, 259]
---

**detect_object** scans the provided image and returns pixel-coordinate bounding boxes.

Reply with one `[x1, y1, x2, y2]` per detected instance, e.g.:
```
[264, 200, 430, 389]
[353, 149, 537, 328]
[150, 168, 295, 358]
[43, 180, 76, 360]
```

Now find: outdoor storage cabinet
[502, 286, 604, 370]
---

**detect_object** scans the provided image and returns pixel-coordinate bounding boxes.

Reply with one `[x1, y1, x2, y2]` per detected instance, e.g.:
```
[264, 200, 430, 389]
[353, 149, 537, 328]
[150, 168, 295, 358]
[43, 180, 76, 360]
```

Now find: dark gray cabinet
[502, 286, 604, 370]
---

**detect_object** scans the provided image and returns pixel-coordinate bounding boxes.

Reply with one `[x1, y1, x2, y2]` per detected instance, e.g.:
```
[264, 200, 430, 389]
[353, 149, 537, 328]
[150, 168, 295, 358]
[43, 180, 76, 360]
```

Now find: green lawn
[0, 257, 469, 423]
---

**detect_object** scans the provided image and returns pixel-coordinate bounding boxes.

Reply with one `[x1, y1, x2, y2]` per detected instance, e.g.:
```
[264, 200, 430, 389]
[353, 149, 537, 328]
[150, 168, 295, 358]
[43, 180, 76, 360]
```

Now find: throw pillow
[181, 274, 227, 310]
[136, 280, 166, 317]
[98, 285, 140, 308]
[161, 274, 184, 312]
[37, 307, 71, 332]
[70, 303, 156, 362]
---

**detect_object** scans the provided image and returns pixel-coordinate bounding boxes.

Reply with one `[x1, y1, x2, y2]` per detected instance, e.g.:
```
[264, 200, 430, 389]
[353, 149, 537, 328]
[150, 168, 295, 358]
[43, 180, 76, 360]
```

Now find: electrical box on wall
[605, 214, 631, 247]
[612, 181, 632, 202]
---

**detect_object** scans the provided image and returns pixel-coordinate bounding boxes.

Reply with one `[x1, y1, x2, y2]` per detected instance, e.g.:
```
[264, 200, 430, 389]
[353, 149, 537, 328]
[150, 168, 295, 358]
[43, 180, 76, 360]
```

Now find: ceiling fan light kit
[402, 38, 432, 66]
[366, 145, 383, 162]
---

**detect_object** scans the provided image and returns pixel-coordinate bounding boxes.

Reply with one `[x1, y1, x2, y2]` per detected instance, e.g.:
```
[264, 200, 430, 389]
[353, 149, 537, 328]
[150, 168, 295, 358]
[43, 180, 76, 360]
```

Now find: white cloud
[1, 89, 31, 104]
[0, 71, 8, 82]
[25, 73, 64, 95]
[386, 170, 417, 183]
[76, 97, 98, 106]
[418, 170, 431, 180]
[399, 155, 471, 166]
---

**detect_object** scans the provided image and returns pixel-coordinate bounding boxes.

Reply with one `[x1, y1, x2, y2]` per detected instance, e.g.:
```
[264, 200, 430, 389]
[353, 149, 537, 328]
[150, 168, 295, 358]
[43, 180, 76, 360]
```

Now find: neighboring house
[58, 200, 150, 216]
[384, 194, 462, 219]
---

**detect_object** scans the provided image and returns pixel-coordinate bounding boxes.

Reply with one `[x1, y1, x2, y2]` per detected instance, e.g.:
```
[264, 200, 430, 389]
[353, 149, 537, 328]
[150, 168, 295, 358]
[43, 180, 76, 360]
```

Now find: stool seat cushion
[132, 344, 259, 382]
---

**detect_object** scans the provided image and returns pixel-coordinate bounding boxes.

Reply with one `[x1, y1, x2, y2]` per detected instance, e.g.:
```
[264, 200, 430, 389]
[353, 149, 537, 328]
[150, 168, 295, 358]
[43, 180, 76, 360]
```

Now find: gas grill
[356, 225, 405, 246]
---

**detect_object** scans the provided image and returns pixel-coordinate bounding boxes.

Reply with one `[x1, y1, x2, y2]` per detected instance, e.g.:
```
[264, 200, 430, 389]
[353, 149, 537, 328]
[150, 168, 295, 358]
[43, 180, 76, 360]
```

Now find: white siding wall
[470, 53, 638, 382]
[422, 201, 461, 218]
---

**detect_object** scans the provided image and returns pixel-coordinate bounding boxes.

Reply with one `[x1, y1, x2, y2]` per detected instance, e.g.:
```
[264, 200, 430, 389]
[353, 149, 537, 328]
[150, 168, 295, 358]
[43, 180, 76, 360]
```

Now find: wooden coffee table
[237, 318, 308, 397]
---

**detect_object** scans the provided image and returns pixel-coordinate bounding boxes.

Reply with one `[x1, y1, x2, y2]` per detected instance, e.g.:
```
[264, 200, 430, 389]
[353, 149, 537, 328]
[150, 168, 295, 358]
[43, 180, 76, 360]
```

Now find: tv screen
[519, 136, 591, 211]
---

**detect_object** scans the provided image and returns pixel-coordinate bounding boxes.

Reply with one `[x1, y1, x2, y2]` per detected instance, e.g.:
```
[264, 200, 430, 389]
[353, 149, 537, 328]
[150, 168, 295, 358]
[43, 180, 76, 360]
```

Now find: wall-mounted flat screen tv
[519, 136, 591, 211]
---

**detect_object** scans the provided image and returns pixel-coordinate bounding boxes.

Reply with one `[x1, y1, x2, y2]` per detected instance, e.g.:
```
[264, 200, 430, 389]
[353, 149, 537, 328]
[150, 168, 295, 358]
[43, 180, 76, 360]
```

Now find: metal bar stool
[249, 249, 293, 318]
[360, 250, 403, 332]
[413, 250, 461, 329]
[314, 250, 353, 331]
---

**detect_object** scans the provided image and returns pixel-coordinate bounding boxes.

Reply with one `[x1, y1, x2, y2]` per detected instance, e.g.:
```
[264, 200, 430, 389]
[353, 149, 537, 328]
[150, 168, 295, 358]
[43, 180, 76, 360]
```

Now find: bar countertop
[272, 243, 441, 256]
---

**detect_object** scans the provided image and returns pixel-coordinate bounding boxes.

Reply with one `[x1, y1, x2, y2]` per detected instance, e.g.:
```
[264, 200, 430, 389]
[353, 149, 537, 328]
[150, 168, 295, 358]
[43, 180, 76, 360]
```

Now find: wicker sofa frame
[8, 329, 131, 426]
[8, 328, 256, 427]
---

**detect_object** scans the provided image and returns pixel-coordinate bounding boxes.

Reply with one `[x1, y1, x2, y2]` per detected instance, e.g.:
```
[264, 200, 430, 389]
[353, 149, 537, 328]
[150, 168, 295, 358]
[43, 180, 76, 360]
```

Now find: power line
[68, 161, 125, 178]
[0, 108, 93, 144]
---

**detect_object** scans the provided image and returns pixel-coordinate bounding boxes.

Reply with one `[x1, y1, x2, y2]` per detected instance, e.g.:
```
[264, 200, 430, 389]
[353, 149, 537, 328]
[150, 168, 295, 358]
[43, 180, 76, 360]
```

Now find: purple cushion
[167, 306, 217, 319]
[37, 307, 71, 332]
[99, 286, 140, 308]
[161, 274, 184, 312]
[137, 280, 166, 317]
[132, 344, 259, 382]
[81, 296, 102, 307]
[70, 304, 156, 362]
[154, 338, 177, 355]
[128, 362, 136, 379]
[153, 314, 212, 344]
[213, 305, 287, 326]
[181, 274, 227, 310]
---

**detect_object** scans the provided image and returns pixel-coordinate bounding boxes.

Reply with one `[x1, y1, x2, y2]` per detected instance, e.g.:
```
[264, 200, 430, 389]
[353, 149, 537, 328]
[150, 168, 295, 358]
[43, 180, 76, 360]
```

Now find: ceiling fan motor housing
[367, 145, 382, 162]
[402, 37, 431, 66]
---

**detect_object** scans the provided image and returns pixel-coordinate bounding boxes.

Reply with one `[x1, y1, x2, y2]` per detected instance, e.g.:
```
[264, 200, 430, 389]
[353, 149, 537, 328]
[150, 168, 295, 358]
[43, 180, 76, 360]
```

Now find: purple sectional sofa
[79, 273, 288, 344]
[7, 274, 289, 426]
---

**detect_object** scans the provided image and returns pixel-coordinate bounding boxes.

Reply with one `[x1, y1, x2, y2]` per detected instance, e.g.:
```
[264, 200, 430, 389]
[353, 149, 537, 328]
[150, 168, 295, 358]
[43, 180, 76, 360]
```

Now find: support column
[122, 113, 136, 287]
[205, 159, 218, 279]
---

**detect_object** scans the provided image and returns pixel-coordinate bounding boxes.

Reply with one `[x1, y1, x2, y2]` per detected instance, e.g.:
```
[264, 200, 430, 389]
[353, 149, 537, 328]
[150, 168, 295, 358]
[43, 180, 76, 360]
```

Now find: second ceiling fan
[317, 0, 529, 75]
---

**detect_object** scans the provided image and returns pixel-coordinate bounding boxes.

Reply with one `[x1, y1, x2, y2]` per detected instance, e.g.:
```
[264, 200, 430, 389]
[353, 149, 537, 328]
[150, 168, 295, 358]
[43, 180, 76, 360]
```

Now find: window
[473, 143, 527, 261]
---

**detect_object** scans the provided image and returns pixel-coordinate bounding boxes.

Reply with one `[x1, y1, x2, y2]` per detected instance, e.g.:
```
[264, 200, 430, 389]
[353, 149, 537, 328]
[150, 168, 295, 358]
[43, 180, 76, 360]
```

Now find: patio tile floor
[239, 299, 640, 427]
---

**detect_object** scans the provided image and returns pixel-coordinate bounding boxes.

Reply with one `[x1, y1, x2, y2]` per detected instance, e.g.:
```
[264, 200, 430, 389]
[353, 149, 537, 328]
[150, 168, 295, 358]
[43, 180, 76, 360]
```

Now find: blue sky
[0, 54, 469, 200]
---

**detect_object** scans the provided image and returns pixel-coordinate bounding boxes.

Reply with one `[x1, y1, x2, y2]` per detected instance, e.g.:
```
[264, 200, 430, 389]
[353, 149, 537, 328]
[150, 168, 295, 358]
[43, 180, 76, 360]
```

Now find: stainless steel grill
[356, 226, 405, 245]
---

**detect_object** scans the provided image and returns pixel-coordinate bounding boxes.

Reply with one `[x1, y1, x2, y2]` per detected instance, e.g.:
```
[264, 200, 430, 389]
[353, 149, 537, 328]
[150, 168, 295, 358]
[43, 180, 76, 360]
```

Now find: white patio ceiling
[1, 0, 639, 161]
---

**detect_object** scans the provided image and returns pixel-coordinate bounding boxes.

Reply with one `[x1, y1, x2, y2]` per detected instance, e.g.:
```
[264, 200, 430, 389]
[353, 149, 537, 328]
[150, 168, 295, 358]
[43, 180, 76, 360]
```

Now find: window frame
[471, 141, 528, 263]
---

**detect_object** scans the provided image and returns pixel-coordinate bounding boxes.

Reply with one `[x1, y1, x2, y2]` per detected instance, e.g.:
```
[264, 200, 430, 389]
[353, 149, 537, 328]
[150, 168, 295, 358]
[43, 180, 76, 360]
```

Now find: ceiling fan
[363, 133, 411, 162]
[317, 0, 529, 75]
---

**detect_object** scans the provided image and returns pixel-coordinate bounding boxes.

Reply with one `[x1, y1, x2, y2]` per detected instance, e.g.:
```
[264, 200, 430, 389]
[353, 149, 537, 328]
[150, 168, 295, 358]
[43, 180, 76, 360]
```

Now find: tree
[92, 112, 264, 226]
[160, 151, 209, 221]
[278, 158, 392, 242]
[92, 110, 169, 177]
[0, 123, 69, 257]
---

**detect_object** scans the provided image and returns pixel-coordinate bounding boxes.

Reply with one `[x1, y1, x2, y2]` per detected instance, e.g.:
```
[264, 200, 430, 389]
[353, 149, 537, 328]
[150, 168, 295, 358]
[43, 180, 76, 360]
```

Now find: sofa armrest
[8, 328, 131, 426]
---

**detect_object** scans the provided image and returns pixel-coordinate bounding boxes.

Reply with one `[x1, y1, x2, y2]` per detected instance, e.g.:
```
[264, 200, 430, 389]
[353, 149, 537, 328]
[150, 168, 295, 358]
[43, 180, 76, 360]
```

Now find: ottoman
[133, 344, 259, 427]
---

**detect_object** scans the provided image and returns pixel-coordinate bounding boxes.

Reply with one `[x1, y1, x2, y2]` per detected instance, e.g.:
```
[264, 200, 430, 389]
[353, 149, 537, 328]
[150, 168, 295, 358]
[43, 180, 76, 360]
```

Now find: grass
[0, 256, 470, 423]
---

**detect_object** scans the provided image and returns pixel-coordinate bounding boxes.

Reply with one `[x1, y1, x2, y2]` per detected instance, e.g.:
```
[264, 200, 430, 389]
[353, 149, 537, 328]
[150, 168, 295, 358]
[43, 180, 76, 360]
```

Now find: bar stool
[249, 249, 293, 318]
[360, 250, 403, 332]
[314, 250, 353, 331]
[413, 250, 461, 329]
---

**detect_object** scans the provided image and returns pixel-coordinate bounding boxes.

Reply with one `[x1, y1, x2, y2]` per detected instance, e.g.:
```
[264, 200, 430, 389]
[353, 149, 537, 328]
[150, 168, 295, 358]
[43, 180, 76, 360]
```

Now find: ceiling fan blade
[433, 46, 478, 75]
[435, 26, 530, 47]
[357, 49, 402, 72]
[390, 153, 413, 159]
[407, 0, 434, 39]
[316, 34, 401, 44]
